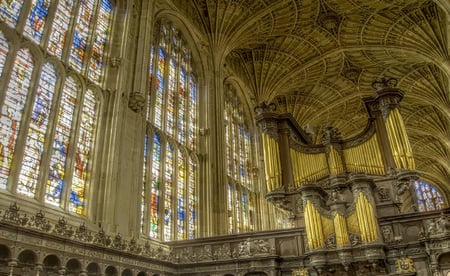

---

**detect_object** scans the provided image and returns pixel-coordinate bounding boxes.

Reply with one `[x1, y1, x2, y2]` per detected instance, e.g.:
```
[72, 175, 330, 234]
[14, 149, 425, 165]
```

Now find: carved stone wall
[0, 202, 448, 275]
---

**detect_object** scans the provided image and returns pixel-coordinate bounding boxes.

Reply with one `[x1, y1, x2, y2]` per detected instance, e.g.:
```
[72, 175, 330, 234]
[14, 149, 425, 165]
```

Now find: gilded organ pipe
[305, 200, 324, 249]
[290, 149, 328, 187]
[328, 146, 344, 175]
[334, 213, 349, 246]
[355, 192, 378, 242]
[385, 108, 415, 170]
[262, 134, 282, 192]
[343, 134, 385, 175]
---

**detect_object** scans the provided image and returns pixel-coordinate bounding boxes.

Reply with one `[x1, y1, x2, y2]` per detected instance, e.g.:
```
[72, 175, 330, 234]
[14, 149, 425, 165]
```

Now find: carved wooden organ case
[255, 78, 419, 270]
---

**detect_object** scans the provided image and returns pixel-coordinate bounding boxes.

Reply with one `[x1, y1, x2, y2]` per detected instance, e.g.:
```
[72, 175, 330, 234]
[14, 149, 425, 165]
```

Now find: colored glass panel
[0, 48, 34, 189]
[166, 59, 175, 136]
[235, 188, 241, 232]
[24, 0, 50, 43]
[224, 85, 255, 233]
[415, 181, 444, 212]
[146, 45, 155, 121]
[227, 183, 233, 234]
[150, 133, 161, 238]
[69, 0, 95, 72]
[242, 192, 248, 229]
[141, 134, 148, 232]
[47, 0, 75, 58]
[71, 89, 98, 214]
[154, 48, 165, 128]
[177, 66, 186, 144]
[176, 150, 185, 240]
[0, 0, 23, 28]
[164, 143, 173, 241]
[0, 31, 9, 78]
[188, 74, 197, 150]
[188, 156, 196, 239]
[88, 0, 112, 83]
[45, 77, 78, 206]
[17, 62, 57, 196]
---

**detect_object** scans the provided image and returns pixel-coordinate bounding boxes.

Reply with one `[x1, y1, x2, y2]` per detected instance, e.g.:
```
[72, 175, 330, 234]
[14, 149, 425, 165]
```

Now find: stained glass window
[0, 0, 106, 217]
[415, 181, 445, 212]
[188, 156, 197, 239]
[146, 45, 155, 121]
[166, 59, 176, 136]
[0, 31, 9, 78]
[177, 149, 186, 240]
[164, 143, 174, 241]
[143, 20, 199, 241]
[227, 183, 233, 234]
[224, 84, 255, 234]
[47, 0, 75, 58]
[88, 0, 112, 83]
[69, 0, 95, 72]
[45, 77, 78, 206]
[17, 62, 57, 196]
[188, 74, 197, 150]
[0, 48, 34, 189]
[70, 89, 98, 215]
[150, 133, 161, 238]
[0, 0, 24, 28]
[154, 48, 165, 128]
[141, 134, 148, 232]
[24, 0, 50, 44]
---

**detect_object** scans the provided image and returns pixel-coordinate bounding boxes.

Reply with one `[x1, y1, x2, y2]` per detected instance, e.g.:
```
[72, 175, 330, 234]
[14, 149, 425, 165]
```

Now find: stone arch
[86, 262, 101, 275]
[66, 258, 82, 275]
[439, 251, 450, 274]
[122, 268, 133, 276]
[105, 265, 119, 276]
[0, 244, 11, 265]
[0, 244, 10, 274]
[243, 272, 268, 276]
[42, 254, 61, 274]
[16, 249, 37, 275]
[137, 272, 148, 276]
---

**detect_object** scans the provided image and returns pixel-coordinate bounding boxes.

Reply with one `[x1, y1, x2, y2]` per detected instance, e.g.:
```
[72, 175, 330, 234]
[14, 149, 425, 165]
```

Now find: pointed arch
[142, 19, 200, 241]
[415, 180, 445, 212]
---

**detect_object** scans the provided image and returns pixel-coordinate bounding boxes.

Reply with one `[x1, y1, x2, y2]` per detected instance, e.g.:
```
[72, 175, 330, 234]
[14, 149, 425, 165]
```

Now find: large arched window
[415, 180, 445, 212]
[224, 83, 256, 234]
[142, 20, 198, 241]
[0, 0, 112, 215]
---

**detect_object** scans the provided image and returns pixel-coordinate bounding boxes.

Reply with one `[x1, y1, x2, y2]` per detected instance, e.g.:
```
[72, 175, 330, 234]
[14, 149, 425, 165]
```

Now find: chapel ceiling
[170, 0, 450, 188]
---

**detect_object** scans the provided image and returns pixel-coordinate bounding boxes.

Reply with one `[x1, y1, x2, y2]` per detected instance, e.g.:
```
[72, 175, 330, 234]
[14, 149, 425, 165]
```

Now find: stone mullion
[61, 1, 82, 64]
[40, 0, 59, 49]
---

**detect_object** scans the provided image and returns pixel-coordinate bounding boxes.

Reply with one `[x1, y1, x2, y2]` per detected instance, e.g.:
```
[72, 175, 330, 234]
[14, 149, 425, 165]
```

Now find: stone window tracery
[415, 180, 445, 212]
[225, 84, 256, 234]
[0, 0, 111, 215]
[142, 20, 198, 241]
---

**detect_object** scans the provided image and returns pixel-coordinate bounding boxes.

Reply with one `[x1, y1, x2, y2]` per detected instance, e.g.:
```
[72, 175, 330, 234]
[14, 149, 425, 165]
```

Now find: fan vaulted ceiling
[169, 0, 450, 190]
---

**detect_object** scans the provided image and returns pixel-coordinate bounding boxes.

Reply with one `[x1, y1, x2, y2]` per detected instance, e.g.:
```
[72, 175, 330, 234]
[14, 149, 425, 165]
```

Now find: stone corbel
[128, 92, 145, 113]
